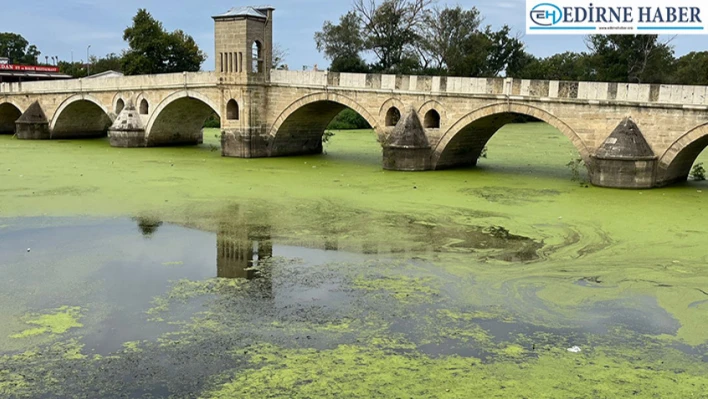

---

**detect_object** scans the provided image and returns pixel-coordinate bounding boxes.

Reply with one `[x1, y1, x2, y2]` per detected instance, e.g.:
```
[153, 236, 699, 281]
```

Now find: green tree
[315, 11, 368, 73]
[121, 9, 205, 75]
[481, 25, 526, 77]
[417, 6, 482, 71]
[515, 51, 592, 81]
[443, 25, 525, 78]
[354, 0, 430, 72]
[91, 53, 124, 74]
[0, 32, 40, 64]
[585, 35, 675, 83]
[672, 51, 708, 85]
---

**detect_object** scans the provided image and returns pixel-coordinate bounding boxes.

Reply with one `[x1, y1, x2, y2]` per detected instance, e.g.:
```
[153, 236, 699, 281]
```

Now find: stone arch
[227, 99, 240, 120]
[269, 92, 380, 157]
[145, 90, 221, 147]
[657, 123, 708, 185]
[418, 100, 447, 128]
[112, 93, 130, 114]
[50, 94, 113, 139]
[432, 102, 590, 170]
[115, 98, 125, 114]
[0, 102, 23, 134]
[424, 109, 441, 129]
[385, 107, 401, 127]
[378, 98, 406, 125]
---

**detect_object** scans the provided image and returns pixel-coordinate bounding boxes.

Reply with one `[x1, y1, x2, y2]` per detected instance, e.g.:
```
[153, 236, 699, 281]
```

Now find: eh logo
[530, 3, 563, 26]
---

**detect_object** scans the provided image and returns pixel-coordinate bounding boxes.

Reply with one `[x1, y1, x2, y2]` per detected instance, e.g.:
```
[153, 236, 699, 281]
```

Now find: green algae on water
[10, 306, 83, 339]
[201, 342, 708, 399]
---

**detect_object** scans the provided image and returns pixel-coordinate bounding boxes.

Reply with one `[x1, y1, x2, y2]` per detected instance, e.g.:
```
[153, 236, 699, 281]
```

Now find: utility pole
[87, 45, 91, 76]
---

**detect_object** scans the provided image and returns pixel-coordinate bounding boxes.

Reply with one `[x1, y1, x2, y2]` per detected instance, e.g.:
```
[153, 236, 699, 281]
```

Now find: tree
[92, 53, 124, 74]
[0, 32, 40, 64]
[121, 9, 205, 75]
[585, 35, 675, 83]
[481, 25, 526, 77]
[514, 51, 592, 81]
[315, 11, 368, 72]
[418, 6, 482, 71]
[672, 51, 708, 85]
[272, 43, 288, 69]
[354, 0, 431, 72]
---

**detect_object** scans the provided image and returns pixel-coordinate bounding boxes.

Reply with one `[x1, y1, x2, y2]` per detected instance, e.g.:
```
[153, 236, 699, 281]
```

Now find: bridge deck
[2, 70, 708, 110]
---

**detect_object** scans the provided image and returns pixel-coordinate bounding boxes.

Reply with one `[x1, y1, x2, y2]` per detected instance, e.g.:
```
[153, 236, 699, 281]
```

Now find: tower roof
[595, 118, 655, 160]
[212, 5, 274, 20]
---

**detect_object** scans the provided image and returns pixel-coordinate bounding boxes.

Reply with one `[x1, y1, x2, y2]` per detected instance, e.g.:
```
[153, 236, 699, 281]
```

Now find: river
[1, 124, 707, 398]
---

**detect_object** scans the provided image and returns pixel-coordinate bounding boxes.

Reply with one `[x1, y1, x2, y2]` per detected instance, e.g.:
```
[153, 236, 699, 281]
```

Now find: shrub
[690, 163, 706, 181]
[203, 113, 220, 128]
[327, 109, 371, 130]
[566, 157, 586, 183]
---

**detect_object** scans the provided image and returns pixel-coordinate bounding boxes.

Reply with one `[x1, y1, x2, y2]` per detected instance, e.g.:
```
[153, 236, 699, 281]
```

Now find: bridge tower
[213, 6, 274, 84]
[213, 5, 275, 158]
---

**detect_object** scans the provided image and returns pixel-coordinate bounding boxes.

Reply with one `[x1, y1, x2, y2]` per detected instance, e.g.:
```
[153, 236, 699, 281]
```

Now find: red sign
[0, 64, 59, 73]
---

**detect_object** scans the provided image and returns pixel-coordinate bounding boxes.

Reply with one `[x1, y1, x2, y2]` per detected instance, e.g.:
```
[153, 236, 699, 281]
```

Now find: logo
[530, 3, 563, 26]
[526, 0, 707, 35]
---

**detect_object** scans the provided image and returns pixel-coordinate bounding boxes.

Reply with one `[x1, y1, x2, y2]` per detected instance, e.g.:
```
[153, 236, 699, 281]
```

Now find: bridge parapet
[270, 70, 708, 107]
[0, 71, 218, 94]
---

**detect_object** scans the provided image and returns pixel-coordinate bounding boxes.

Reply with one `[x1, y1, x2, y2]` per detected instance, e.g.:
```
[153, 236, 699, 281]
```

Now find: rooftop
[212, 5, 275, 19]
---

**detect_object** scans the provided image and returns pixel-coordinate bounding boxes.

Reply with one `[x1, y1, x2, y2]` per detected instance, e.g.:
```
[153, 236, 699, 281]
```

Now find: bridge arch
[433, 102, 590, 170]
[145, 90, 221, 147]
[269, 92, 380, 157]
[657, 123, 708, 185]
[50, 94, 114, 139]
[0, 101, 23, 134]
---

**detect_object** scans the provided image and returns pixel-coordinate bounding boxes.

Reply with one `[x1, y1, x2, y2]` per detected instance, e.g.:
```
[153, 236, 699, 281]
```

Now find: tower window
[252, 41, 263, 73]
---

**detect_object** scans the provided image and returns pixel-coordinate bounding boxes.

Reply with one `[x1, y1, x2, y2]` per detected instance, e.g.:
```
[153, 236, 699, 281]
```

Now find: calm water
[1, 125, 708, 398]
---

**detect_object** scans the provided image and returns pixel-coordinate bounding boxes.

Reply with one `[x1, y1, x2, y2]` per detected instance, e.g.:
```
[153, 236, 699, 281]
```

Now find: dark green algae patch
[2, 126, 708, 397]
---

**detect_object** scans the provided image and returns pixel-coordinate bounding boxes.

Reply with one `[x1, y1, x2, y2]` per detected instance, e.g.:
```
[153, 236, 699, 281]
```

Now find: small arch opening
[385, 107, 401, 127]
[116, 99, 125, 114]
[227, 100, 240, 120]
[139, 99, 149, 115]
[252, 41, 263, 73]
[424, 109, 441, 129]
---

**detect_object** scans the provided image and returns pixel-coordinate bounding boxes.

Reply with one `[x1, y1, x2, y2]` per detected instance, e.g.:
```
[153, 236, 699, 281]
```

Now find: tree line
[0, 10, 206, 78]
[315, 0, 708, 85]
[3, 3, 707, 85]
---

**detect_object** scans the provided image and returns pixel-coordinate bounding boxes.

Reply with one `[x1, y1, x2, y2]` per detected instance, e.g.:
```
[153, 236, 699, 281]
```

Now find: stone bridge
[1, 5, 708, 189]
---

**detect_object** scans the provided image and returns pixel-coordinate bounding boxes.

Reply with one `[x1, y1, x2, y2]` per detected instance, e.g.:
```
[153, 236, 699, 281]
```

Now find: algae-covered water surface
[1, 125, 708, 398]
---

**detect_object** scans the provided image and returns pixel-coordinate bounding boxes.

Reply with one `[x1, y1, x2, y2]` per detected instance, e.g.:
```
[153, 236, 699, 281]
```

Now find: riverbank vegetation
[315, 0, 708, 85]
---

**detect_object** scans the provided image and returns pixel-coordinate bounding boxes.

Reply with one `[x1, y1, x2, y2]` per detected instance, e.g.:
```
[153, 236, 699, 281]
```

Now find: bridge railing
[0, 71, 217, 94]
[270, 70, 708, 107]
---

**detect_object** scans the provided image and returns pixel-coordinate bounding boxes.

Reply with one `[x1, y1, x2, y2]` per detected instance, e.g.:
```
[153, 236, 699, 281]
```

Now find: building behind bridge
[0, 57, 72, 83]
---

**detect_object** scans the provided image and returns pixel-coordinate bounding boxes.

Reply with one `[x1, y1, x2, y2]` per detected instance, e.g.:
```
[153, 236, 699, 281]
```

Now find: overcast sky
[4, 0, 708, 71]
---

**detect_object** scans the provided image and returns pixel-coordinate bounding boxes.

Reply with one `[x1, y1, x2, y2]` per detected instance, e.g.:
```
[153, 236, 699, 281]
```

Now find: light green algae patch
[10, 306, 83, 339]
[353, 275, 440, 303]
[162, 261, 184, 266]
[201, 342, 708, 399]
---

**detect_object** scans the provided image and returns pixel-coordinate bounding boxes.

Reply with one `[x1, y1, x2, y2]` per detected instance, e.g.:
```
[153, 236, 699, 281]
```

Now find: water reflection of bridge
[216, 220, 272, 280]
